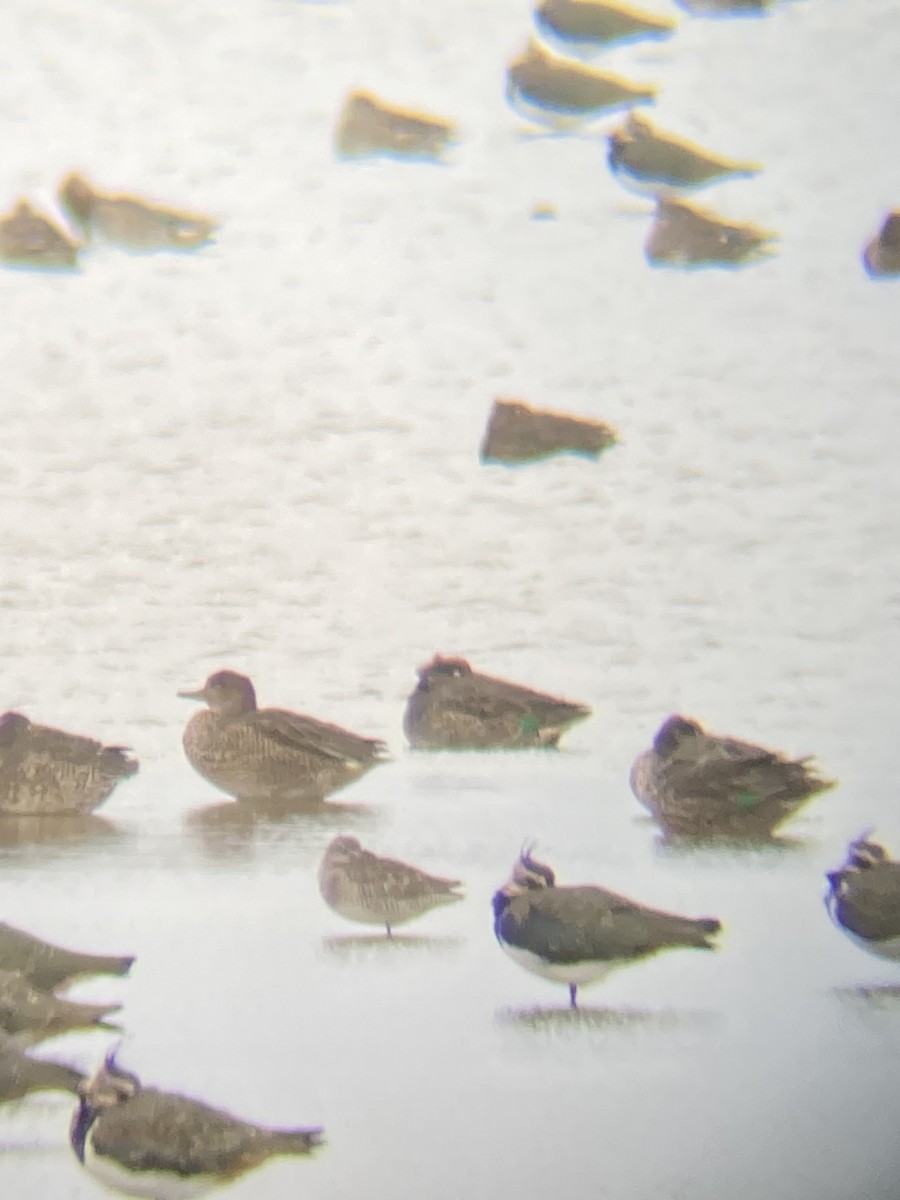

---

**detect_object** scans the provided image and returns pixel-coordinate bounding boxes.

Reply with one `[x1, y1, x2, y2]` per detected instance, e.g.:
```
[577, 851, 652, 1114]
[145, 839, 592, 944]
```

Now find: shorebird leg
[385, 924, 393, 939]
[568, 983, 578, 1009]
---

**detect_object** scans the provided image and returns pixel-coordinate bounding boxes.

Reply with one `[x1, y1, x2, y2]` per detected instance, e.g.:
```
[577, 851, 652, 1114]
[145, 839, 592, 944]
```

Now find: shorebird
[0, 920, 134, 992]
[535, 0, 677, 52]
[0, 199, 79, 269]
[403, 655, 591, 750]
[480, 397, 618, 464]
[179, 670, 389, 805]
[58, 172, 216, 251]
[492, 848, 722, 1008]
[0, 710, 138, 816]
[335, 90, 458, 160]
[607, 110, 762, 195]
[506, 39, 656, 129]
[630, 714, 835, 837]
[826, 835, 900, 963]
[0, 970, 120, 1045]
[862, 210, 900, 277]
[71, 1050, 323, 1200]
[319, 835, 464, 936]
[645, 197, 777, 266]
[0, 1030, 84, 1102]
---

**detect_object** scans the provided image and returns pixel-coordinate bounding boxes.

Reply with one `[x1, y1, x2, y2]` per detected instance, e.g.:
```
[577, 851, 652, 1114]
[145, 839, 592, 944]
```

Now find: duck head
[414, 655, 472, 693]
[653, 714, 703, 756]
[178, 670, 257, 716]
[0, 711, 30, 747]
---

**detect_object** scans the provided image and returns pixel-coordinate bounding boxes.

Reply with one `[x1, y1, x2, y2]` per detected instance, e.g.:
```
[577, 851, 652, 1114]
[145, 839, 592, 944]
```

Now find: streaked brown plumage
[71, 1051, 323, 1199]
[826, 836, 900, 962]
[480, 398, 618, 463]
[646, 197, 778, 266]
[0, 920, 134, 992]
[608, 110, 762, 194]
[0, 1031, 84, 1101]
[506, 40, 656, 126]
[179, 670, 389, 805]
[403, 655, 591, 749]
[0, 199, 79, 269]
[335, 90, 458, 160]
[319, 835, 464, 935]
[536, 0, 677, 49]
[630, 714, 836, 837]
[0, 711, 138, 816]
[862, 210, 900, 277]
[0, 969, 120, 1045]
[59, 172, 216, 251]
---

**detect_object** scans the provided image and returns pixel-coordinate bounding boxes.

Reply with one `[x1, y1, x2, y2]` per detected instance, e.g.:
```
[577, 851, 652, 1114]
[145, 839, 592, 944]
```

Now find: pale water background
[0, 0, 899, 1197]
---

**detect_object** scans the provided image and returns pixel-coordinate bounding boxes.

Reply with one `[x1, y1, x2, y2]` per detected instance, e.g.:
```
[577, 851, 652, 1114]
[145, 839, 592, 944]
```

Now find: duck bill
[177, 686, 207, 701]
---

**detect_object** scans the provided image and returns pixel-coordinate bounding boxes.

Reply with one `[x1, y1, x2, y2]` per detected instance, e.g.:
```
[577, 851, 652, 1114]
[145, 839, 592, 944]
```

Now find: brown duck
[0, 969, 120, 1045]
[179, 670, 389, 804]
[0, 920, 134, 991]
[0, 1030, 84, 1102]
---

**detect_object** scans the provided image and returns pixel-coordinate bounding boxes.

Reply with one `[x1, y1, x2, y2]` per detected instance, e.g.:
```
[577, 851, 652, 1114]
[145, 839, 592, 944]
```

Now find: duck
[492, 848, 722, 1008]
[403, 655, 592, 750]
[58, 172, 216, 251]
[645, 196, 778, 267]
[826, 835, 900, 963]
[0, 1030, 84, 1102]
[0, 969, 120, 1045]
[862, 210, 900, 277]
[630, 714, 836, 837]
[0, 199, 79, 269]
[607, 110, 762, 195]
[179, 670, 389, 805]
[0, 920, 134, 992]
[506, 39, 656, 129]
[535, 0, 677, 52]
[480, 397, 618, 463]
[674, 0, 770, 13]
[319, 835, 464, 936]
[71, 1049, 323, 1200]
[0, 710, 138, 816]
[335, 90, 458, 160]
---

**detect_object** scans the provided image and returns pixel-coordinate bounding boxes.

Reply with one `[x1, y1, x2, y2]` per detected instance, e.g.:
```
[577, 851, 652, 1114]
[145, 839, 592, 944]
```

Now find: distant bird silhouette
[645, 197, 777, 266]
[507, 39, 656, 128]
[608, 111, 762, 195]
[630, 714, 836, 837]
[0, 711, 138, 816]
[862, 210, 900, 277]
[535, 0, 677, 50]
[71, 1050, 323, 1200]
[0, 970, 120, 1045]
[0, 1031, 83, 1102]
[404, 655, 591, 750]
[493, 847, 721, 1008]
[59, 172, 216, 251]
[179, 670, 389, 805]
[0, 921, 134, 992]
[335, 90, 458, 160]
[0, 199, 79, 269]
[826, 835, 900, 963]
[319, 836, 464, 936]
[480, 397, 618, 463]
[674, 0, 770, 13]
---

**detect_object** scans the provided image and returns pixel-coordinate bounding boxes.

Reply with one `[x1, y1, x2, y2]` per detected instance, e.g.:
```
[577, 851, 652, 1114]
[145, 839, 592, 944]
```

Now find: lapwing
[826, 835, 900, 963]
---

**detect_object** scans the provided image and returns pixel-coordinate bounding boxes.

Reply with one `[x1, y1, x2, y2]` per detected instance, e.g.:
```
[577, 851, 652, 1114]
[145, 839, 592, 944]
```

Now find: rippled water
[1, 0, 899, 1197]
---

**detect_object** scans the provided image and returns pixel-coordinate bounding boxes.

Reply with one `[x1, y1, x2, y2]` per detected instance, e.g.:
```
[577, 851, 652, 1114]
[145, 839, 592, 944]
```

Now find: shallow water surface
[1, 0, 900, 1198]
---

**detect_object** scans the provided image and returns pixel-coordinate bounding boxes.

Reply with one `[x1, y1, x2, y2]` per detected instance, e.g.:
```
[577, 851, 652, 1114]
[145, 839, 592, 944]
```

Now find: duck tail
[268, 1126, 325, 1156]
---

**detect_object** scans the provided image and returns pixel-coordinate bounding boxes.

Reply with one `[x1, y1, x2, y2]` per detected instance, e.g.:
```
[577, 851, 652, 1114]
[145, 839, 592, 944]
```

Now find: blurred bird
[480, 397, 618, 463]
[0, 920, 134, 992]
[608, 110, 762, 195]
[862, 210, 900, 277]
[493, 847, 722, 1008]
[0, 199, 79, 269]
[674, 0, 771, 13]
[507, 39, 656, 128]
[335, 90, 458, 160]
[826, 835, 900, 962]
[179, 670, 389, 805]
[71, 1050, 323, 1200]
[645, 196, 778, 266]
[59, 172, 216, 251]
[0, 711, 138, 816]
[403, 655, 591, 750]
[319, 835, 464, 936]
[536, 0, 677, 52]
[630, 714, 835, 837]
[0, 1030, 84, 1102]
[0, 970, 120, 1045]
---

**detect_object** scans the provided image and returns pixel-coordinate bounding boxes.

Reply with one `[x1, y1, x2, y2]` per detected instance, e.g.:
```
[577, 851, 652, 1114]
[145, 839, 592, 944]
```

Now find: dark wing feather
[247, 708, 386, 764]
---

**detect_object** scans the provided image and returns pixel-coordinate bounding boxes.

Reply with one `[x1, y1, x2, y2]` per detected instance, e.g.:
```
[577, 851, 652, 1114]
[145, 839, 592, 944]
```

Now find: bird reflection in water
[495, 1005, 718, 1034]
[185, 796, 381, 862]
[0, 814, 122, 852]
[319, 933, 464, 961]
